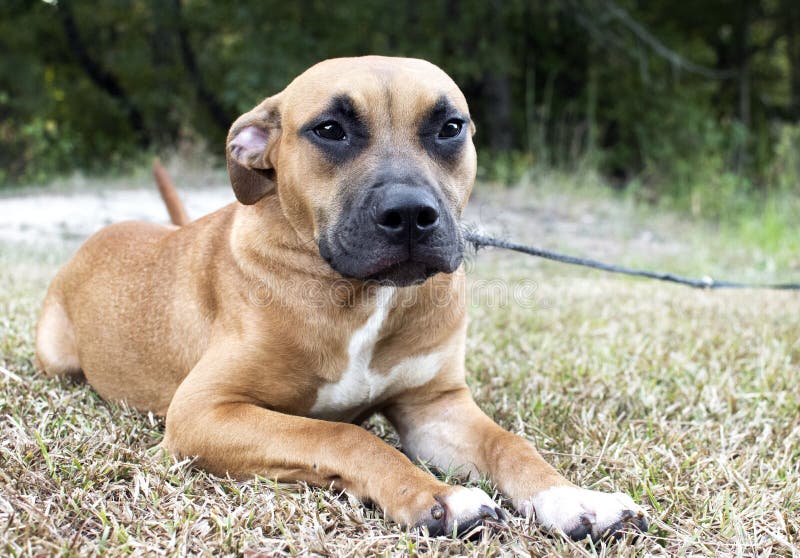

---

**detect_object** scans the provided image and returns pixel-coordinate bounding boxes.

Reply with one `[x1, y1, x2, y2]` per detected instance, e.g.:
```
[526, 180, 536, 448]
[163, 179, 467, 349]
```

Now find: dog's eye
[438, 119, 463, 139]
[314, 121, 346, 141]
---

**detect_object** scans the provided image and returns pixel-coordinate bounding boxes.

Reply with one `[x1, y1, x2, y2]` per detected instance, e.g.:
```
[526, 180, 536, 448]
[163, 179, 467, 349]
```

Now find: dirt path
[0, 184, 681, 263]
[0, 188, 235, 245]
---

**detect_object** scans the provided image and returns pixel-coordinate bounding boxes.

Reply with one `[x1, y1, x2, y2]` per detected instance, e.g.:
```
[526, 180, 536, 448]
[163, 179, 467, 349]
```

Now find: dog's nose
[374, 185, 440, 244]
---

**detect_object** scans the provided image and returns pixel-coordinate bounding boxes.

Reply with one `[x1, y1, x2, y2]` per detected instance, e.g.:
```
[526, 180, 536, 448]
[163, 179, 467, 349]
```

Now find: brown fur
[153, 159, 190, 226]
[36, 57, 645, 537]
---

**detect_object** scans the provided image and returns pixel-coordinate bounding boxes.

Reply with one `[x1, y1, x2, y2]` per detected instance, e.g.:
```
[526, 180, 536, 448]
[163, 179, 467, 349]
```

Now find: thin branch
[602, 0, 738, 80]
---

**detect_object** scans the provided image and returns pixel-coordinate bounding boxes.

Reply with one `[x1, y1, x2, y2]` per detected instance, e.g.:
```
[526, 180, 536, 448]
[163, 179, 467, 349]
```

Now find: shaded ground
[1, 168, 798, 556]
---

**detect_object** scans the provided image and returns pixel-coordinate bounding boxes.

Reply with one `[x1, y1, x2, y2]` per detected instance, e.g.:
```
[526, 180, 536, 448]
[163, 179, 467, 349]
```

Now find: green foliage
[767, 123, 800, 192]
[2, 0, 800, 206]
[476, 151, 536, 186]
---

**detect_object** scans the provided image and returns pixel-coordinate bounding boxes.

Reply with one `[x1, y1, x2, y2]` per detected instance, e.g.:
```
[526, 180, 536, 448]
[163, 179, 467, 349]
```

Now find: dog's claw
[566, 512, 597, 541]
[605, 508, 650, 541]
[417, 488, 506, 538]
[478, 503, 507, 523]
[479, 504, 498, 519]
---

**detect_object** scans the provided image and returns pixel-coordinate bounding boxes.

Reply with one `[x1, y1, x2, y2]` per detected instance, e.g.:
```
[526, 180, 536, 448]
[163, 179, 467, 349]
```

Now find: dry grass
[1, 181, 799, 557]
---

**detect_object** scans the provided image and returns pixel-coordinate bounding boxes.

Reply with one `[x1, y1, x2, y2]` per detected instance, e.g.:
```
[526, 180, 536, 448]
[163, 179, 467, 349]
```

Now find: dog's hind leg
[35, 287, 83, 381]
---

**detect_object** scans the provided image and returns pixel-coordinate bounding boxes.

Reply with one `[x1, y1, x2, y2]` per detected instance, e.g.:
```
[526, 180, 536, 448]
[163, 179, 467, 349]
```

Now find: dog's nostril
[417, 207, 439, 229]
[379, 210, 404, 230]
[373, 186, 441, 241]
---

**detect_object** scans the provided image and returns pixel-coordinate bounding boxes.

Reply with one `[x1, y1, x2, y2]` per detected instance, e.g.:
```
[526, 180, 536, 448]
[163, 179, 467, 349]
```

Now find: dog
[35, 56, 648, 540]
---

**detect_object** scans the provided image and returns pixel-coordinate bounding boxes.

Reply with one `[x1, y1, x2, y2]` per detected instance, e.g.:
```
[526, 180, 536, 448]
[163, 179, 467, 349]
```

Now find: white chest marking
[310, 287, 443, 421]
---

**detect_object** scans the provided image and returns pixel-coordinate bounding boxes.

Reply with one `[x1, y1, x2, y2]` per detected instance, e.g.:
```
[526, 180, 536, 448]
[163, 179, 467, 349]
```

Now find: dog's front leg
[386, 385, 649, 541]
[161, 349, 503, 535]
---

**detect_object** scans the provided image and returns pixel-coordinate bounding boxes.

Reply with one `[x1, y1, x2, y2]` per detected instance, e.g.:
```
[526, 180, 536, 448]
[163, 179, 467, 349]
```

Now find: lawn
[1, 170, 798, 556]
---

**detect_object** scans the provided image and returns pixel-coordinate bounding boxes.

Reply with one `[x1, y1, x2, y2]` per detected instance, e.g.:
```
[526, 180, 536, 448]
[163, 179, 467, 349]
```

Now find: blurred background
[2, 0, 799, 223]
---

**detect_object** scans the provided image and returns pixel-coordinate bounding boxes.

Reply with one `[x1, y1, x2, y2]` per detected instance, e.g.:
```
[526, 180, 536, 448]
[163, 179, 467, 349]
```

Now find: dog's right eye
[313, 121, 347, 141]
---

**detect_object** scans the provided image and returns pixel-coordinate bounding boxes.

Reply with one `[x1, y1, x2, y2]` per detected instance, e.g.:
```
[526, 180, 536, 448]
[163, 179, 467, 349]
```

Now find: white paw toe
[420, 487, 506, 537]
[522, 486, 649, 541]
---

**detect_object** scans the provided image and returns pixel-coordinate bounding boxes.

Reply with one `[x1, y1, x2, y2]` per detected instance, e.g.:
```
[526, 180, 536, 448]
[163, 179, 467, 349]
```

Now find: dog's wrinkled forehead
[280, 56, 470, 132]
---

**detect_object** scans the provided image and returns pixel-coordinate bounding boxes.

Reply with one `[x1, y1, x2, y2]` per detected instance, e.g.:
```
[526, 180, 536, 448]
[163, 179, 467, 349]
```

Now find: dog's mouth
[319, 240, 463, 287]
[362, 258, 440, 286]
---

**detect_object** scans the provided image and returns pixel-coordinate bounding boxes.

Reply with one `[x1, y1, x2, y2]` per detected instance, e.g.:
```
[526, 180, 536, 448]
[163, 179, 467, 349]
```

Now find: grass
[1, 170, 799, 556]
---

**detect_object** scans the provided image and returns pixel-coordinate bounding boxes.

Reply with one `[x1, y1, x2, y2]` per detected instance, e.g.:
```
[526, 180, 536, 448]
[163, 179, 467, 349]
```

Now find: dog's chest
[309, 288, 443, 422]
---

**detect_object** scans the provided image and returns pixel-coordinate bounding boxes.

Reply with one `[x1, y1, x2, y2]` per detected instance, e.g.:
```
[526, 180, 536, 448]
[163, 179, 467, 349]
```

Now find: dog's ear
[226, 95, 282, 205]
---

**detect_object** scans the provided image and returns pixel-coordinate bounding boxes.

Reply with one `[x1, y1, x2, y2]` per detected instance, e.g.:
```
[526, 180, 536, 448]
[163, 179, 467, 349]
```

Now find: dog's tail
[153, 159, 190, 226]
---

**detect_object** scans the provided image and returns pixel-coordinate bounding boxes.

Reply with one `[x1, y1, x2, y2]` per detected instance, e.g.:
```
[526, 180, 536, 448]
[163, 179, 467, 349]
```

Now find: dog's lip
[361, 253, 411, 277]
[323, 235, 410, 277]
[318, 228, 463, 282]
[322, 248, 432, 283]
[364, 260, 432, 285]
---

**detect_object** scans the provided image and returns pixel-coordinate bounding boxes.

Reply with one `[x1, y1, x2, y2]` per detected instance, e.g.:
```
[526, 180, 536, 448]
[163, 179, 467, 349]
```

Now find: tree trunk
[56, 2, 148, 147]
[734, 0, 751, 172]
[786, 0, 800, 119]
[482, 0, 514, 152]
[173, 0, 233, 132]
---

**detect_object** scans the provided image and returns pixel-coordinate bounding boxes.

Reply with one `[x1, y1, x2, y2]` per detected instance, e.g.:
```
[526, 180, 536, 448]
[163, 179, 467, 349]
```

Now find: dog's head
[226, 56, 476, 287]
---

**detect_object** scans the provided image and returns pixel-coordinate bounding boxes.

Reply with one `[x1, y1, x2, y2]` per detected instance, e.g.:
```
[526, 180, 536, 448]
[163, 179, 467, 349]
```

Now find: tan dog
[35, 56, 648, 540]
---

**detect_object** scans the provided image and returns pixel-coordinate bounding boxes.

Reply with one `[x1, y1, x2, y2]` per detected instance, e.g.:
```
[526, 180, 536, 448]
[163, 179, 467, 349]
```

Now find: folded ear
[226, 95, 282, 205]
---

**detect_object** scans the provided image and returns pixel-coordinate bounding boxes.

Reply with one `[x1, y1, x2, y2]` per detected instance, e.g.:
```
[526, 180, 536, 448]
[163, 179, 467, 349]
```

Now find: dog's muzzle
[319, 182, 463, 286]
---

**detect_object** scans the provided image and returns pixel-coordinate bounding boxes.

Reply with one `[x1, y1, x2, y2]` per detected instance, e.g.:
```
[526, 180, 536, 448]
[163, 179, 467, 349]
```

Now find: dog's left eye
[314, 121, 347, 141]
[438, 119, 463, 139]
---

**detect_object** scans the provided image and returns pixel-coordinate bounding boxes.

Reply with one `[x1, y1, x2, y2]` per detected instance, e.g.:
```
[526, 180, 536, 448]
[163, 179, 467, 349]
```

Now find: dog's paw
[417, 486, 506, 538]
[521, 486, 649, 542]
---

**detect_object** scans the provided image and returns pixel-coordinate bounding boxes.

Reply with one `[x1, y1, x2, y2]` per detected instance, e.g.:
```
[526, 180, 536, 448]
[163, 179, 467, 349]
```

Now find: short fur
[36, 56, 648, 540]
